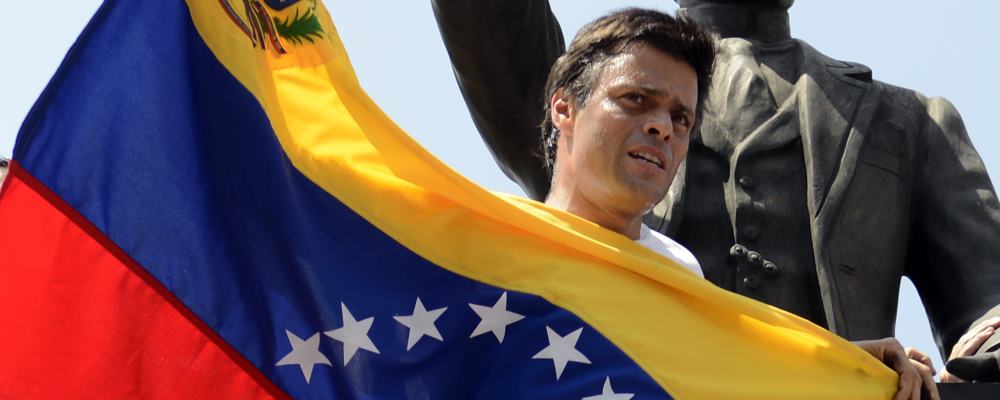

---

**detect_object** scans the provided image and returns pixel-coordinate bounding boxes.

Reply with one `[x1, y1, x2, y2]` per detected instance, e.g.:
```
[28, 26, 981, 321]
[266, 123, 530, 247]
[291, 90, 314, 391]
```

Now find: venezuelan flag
[0, 0, 898, 398]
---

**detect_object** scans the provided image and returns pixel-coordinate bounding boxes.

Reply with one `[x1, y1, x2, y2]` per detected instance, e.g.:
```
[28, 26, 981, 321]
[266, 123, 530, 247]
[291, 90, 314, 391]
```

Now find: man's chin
[617, 181, 670, 212]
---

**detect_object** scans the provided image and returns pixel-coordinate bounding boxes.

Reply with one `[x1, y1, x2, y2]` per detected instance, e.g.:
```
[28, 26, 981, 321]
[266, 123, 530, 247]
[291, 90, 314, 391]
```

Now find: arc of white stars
[275, 330, 331, 384]
[324, 302, 380, 366]
[394, 297, 447, 350]
[582, 377, 635, 400]
[532, 326, 591, 380]
[468, 291, 525, 343]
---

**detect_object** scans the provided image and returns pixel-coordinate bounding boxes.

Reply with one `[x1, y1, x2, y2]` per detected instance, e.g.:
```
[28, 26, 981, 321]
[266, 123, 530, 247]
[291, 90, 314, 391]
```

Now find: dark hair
[540, 8, 716, 175]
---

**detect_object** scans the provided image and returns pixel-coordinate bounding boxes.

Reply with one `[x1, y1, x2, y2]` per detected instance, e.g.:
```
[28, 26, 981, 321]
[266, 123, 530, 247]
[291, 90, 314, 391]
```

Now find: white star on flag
[275, 330, 331, 383]
[324, 302, 380, 366]
[394, 297, 447, 350]
[582, 377, 635, 400]
[532, 326, 591, 380]
[469, 291, 525, 343]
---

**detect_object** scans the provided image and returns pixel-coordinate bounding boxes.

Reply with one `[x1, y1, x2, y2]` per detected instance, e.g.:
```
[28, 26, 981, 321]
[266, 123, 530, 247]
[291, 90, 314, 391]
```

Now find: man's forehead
[594, 47, 698, 109]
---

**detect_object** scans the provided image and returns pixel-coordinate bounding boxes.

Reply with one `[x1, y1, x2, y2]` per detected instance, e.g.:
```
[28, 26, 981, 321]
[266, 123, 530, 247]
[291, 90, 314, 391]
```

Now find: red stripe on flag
[0, 163, 288, 399]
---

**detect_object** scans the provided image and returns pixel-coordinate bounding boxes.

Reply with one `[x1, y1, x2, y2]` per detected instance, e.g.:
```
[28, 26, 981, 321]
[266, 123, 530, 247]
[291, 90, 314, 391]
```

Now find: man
[540, 8, 711, 279]
[0, 157, 8, 186]
[525, 8, 936, 399]
[431, 0, 1000, 384]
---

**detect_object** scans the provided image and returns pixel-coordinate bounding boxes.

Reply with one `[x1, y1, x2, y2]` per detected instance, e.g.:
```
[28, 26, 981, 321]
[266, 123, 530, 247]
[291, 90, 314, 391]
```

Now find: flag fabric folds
[0, 0, 899, 398]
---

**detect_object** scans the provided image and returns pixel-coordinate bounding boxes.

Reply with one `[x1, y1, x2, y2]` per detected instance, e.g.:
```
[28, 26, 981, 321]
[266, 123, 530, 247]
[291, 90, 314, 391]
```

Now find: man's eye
[672, 114, 691, 129]
[623, 93, 644, 104]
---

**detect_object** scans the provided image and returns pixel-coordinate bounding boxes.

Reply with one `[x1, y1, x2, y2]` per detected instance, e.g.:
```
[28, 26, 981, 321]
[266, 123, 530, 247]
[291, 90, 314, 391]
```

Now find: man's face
[553, 43, 698, 218]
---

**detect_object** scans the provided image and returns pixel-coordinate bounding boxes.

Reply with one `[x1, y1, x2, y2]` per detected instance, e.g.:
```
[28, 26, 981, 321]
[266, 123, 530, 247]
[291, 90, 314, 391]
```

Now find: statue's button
[738, 176, 754, 190]
[744, 276, 761, 290]
[763, 261, 780, 276]
[729, 244, 746, 264]
[747, 251, 763, 266]
[743, 226, 759, 241]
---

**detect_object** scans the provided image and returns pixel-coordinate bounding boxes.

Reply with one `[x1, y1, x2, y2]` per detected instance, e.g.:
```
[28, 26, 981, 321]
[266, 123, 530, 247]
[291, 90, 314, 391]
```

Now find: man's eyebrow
[630, 85, 695, 116]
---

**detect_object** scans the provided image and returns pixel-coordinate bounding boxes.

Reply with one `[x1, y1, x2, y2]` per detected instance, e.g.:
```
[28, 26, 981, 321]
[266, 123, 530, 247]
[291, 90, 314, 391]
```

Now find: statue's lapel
[796, 41, 880, 228]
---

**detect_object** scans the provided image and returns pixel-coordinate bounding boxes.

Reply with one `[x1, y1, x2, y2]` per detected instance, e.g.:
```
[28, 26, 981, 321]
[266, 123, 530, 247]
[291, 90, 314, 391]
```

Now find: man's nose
[644, 115, 672, 141]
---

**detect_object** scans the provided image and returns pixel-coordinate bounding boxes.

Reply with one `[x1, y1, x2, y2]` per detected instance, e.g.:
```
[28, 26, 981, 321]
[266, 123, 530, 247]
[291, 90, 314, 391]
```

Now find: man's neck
[544, 188, 644, 240]
[678, 2, 792, 44]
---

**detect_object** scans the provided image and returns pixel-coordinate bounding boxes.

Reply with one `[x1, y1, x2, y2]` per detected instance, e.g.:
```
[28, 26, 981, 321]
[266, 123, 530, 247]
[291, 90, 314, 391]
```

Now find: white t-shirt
[636, 224, 704, 278]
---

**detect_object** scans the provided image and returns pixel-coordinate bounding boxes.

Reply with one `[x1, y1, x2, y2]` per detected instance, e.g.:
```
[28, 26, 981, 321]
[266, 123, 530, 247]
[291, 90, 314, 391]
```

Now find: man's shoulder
[637, 225, 703, 278]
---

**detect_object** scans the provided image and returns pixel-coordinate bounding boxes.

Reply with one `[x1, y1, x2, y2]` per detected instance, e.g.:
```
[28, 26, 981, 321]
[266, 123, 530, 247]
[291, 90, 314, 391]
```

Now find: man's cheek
[675, 141, 690, 160]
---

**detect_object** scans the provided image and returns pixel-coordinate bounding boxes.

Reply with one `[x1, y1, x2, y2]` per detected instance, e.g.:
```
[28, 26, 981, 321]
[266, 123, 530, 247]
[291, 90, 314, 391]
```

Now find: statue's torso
[676, 38, 826, 327]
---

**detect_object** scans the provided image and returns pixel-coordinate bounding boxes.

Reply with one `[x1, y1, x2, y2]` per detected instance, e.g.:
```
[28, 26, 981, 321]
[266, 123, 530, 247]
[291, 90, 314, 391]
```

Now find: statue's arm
[905, 95, 1000, 359]
[430, 0, 565, 200]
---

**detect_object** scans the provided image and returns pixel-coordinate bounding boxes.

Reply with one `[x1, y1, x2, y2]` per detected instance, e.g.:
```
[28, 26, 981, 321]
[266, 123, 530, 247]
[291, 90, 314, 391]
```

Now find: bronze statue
[431, 0, 1000, 382]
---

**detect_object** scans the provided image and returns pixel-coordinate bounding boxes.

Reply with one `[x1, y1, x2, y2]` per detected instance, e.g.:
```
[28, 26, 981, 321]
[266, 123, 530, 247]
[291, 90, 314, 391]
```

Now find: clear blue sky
[4, 0, 999, 376]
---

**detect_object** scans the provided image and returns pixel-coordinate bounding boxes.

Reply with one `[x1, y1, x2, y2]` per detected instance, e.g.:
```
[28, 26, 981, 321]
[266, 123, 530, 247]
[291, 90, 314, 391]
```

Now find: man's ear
[550, 88, 575, 137]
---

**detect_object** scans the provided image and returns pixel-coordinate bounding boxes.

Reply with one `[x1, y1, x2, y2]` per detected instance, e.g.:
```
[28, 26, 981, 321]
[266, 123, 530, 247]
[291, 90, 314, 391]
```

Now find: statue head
[675, 0, 793, 42]
[676, 0, 793, 10]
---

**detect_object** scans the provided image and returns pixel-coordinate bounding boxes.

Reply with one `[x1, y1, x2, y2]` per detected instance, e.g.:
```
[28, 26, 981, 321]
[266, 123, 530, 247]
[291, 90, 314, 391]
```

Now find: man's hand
[941, 316, 1000, 382]
[854, 338, 939, 400]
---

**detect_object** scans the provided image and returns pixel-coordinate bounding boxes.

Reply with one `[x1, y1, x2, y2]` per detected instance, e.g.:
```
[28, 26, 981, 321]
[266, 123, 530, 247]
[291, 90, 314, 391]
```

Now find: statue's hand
[944, 351, 1000, 382]
[940, 316, 1000, 382]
